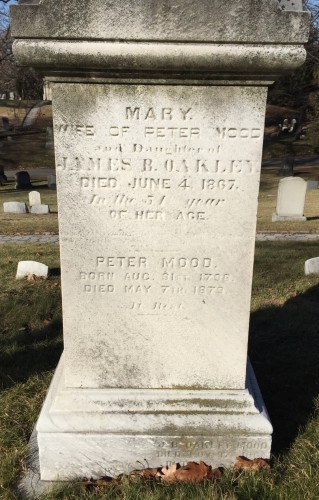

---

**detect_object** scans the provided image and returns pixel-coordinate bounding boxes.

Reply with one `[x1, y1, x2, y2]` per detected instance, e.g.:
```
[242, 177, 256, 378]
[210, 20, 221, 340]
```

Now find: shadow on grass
[0, 318, 63, 391]
[249, 283, 319, 455]
[49, 268, 61, 277]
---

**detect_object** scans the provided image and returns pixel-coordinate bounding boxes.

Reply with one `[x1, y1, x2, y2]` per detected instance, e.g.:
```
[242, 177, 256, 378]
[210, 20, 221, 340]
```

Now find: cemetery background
[1, 1, 319, 499]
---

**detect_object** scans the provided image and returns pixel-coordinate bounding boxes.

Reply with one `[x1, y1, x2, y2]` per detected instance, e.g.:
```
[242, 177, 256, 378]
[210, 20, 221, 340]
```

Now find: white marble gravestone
[3, 201, 27, 214]
[16, 261, 49, 279]
[30, 204, 50, 214]
[272, 177, 307, 221]
[11, 0, 309, 481]
[305, 257, 319, 275]
[29, 191, 41, 206]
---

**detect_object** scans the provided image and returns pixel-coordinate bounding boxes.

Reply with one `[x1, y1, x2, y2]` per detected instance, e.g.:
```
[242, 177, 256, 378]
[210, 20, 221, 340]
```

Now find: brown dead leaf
[160, 461, 221, 483]
[130, 467, 161, 480]
[234, 456, 270, 471]
[27, 273, 36, 282]
[82, 476, 117, 491]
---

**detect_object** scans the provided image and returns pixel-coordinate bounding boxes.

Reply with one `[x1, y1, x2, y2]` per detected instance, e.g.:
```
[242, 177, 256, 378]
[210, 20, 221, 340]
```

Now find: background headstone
[15, 171, 32, 190]
[47, 174, 56, 189]
[29, 191, 41, 206]
[278, 157, 294, 176]
[16, 261, 49, 279]
[3, 202, 28, 213]
[307, 180, 319, 190]
[305, 257, 319, 275]
[45, 126, 54, 149]
[0, 165, 7, 185]
[30, 204, 50, 214]
[272, 177, 307, 221]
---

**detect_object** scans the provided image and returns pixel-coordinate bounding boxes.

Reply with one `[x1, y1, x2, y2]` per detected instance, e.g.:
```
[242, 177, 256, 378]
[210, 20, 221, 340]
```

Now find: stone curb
[1, 234, 319, 244]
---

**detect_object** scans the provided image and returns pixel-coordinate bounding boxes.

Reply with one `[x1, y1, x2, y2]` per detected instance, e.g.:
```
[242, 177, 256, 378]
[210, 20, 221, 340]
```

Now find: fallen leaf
[130, 467, 161, 480]
[82, 476, 117, 491]
[234, 456, 270, 471]
[27, 273, 35, 281]
[160, 461, 221, 483]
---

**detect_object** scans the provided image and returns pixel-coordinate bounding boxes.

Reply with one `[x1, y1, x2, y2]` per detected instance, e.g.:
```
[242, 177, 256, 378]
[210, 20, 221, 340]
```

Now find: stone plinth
[11, 0, 309, 481]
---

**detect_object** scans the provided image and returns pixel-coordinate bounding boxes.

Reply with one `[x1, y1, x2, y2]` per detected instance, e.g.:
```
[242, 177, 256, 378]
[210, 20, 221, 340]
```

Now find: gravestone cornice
[11, 0, 309, 82]
[12, 40, 306, 83]
[11, 0, 309, 44]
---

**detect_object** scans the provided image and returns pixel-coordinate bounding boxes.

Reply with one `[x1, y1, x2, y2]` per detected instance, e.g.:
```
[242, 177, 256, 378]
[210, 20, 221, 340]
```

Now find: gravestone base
[37, 355, 272, 480]
[272, 214, 306, 222]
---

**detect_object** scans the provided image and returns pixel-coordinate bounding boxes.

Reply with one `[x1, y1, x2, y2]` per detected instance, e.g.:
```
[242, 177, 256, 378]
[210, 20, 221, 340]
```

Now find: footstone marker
[15, 170, 32, 189]
[272, 177, 307, 221]
[47, 174, 56, 190]
[3, 201, 27, 214]
[29, 191, 41, 206]
[30, 204, 50, 214]
[305, 257, 319, 275]
[11, 0, 309, 481]
[307, 180, 319, 190]
[16, 261, 49, 279]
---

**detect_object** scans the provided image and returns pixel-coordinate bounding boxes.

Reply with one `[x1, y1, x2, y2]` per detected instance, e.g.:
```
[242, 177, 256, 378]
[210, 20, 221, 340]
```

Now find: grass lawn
[1, 241, 319, 499]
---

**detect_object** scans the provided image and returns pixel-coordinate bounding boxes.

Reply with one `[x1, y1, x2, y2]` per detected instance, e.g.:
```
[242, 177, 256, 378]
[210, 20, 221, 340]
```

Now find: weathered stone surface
[10, 0, 309, 483]
[272, 176, 307, 221]
[11, 0, 309, 43]
[53, 83, 266, 390]
[37, 356, 272, 480]
[3, 201, 27, 213]
[30, 204, 50, 214]
[29, 191, 41, 206]
[11, 2, 308, 83]
[305, 257, 319, 275]
[16, 261, 49, 279]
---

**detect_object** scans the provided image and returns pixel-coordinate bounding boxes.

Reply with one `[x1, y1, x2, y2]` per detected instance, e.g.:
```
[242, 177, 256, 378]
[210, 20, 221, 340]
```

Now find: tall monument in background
[11, 0, 309, 480]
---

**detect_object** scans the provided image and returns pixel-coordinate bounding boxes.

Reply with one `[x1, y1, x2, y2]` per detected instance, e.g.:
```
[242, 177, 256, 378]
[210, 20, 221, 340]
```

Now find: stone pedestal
[11, 0, 309, 481]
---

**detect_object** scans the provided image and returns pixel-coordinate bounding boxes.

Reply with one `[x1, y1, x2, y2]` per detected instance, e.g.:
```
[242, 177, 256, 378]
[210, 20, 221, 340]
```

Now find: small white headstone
[272, 176, 307, 221]
[305, 257, 319, 275]
[16, 261, 49, 279]
[307, 180, 319, 190]
[30, 204, 50, 214]
[29, 191, 41, 206]
[47, 174, 56, 189]
[3, 202, 28, 214]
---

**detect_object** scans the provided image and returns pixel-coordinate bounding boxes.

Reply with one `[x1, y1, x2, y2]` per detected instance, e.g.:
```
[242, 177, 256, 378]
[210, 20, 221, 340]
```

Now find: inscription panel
[53, 84, 266, 389]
